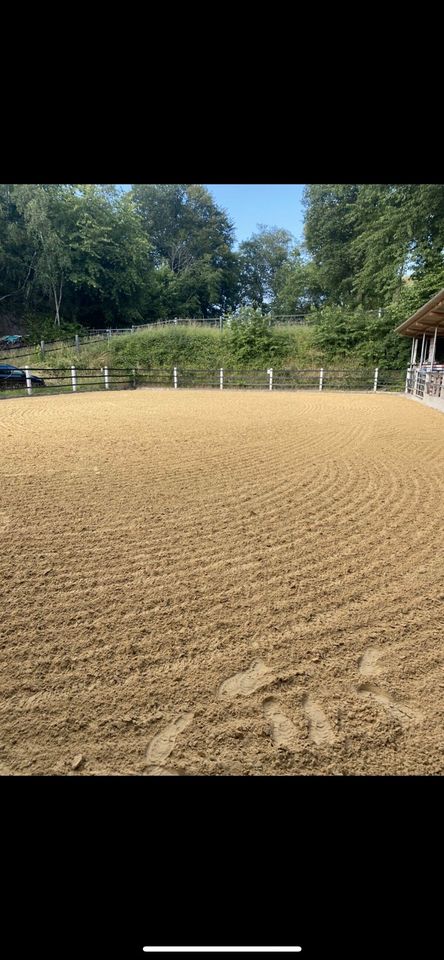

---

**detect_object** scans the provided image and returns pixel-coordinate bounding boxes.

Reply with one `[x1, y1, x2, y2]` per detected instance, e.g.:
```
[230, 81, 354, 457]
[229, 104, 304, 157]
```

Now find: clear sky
[204, 184, 305, 246]
[121, 184, 306, 247]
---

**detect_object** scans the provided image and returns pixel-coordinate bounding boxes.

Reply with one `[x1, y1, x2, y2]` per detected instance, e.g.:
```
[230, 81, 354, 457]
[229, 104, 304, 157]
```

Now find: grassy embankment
[0, 325, 407, 397]
[1, 325, 324, 371]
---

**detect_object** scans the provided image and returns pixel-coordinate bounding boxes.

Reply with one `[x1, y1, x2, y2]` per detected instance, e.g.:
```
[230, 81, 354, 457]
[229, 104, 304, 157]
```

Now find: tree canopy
[1, 182, 443, 367]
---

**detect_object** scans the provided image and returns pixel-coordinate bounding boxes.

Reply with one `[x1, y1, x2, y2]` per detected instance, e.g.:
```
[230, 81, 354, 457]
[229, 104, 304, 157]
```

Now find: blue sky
[121, 184, 306, 247]
[204, 184, 305, 246]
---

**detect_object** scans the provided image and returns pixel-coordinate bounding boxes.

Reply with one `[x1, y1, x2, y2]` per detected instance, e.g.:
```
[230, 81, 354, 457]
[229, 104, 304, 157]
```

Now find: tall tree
[237, 225, 293, 310]
[273, 248, 326, 314]
[13, 184, 75, 326]
[0, 184, 37, 309]
[66, 185, 155, 324]
[303, 183, 444, 309]
[303, 184, 360, 307]
[131, 184, 238, 316]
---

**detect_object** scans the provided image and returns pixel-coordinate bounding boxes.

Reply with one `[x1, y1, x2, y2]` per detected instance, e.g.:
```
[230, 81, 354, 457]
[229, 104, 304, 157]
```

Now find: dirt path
[0, 390, 442, 775]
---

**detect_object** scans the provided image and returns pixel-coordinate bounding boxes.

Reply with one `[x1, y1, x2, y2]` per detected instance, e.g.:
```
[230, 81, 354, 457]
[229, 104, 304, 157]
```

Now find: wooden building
[395, 288, 444, 412]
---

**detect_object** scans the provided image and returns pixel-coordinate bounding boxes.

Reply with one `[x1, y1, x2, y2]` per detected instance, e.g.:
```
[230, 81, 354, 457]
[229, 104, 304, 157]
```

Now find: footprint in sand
[0, 512, 10, 533]
[357, 682, 423, 726]
[303, 696, 335, 746]
[145, 713, 193, 767]
[219, 659, 273, 698]
[263, 697, 299, 750]
[144, 766, 182, 776]
[359, 647, 383, 676]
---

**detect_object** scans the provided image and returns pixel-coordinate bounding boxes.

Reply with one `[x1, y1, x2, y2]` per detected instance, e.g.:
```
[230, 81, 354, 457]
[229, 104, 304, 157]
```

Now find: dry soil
[0, 389, 443, 775]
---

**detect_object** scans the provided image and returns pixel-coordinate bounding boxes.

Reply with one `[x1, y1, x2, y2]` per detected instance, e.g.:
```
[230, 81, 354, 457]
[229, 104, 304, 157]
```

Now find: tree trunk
[52, 278, 63, 327]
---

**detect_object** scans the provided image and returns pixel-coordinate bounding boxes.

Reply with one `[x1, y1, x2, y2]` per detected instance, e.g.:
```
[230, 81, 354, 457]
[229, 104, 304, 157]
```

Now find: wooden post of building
[430, 327, 438, 368]
[419, 333, 426, 366]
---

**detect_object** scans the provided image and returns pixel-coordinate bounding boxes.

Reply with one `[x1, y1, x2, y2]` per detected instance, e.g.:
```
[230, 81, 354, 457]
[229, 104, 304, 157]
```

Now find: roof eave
[394, 288, 444, 336]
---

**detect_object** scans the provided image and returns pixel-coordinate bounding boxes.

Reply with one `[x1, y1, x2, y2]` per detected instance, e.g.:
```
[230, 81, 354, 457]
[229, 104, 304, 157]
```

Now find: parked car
[0, 335, 28, 349]
[0, 364, 45, 389]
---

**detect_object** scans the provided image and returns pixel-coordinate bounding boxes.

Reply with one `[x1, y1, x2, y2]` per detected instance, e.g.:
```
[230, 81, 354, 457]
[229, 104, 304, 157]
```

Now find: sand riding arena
[1, 389, 443, 776]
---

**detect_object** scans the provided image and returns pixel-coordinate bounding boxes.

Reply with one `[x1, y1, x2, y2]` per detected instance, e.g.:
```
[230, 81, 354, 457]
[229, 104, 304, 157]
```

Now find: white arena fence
[0, 366, 406, 399]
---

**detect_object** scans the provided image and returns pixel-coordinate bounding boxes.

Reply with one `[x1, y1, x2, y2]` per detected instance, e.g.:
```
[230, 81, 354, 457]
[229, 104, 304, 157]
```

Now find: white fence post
[24, 366, 32, 396]
[71, 365, 77, 393]
[173, 366, 178, 389]
[40, 340, 45, 356]
[319, 367, 324, 391]
[267, 368, 273, 391]
[220, 368, 224, 390]
[104, 366, 109, 390]
[373, 367, 379, 392]
[75, 334, 80, 353]
[405, 366, 411, 394]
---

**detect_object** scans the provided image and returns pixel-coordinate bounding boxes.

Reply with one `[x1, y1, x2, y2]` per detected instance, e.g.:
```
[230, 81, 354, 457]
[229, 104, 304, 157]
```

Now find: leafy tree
[13, 184, 75, 326]
[273, 249, 326, 314]
[311, 306, 368, 359]
[66, 185, 156, 324]
[0, 184, 37, 310]
[303, 183, 444, 310]
[1, 181, 443, 362]
[226, 305, 283, 365]
[131, 184, 238, 317]
[237, 225, 293, 310]
[303, 184, 360, 306]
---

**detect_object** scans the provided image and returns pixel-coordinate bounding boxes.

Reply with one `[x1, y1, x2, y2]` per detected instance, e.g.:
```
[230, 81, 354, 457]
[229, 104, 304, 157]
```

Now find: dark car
[0, 335, 28, 349]
[0, 364, 45, 389]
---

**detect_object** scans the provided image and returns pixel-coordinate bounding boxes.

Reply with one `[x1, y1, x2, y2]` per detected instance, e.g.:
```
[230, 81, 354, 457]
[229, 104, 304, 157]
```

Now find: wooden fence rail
[0, 366, 406, 399]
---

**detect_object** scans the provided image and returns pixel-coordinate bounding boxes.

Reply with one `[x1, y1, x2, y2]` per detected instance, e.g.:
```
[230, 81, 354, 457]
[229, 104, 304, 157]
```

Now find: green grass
[0, 324, 408, 381]
[1, 325, 324, 372]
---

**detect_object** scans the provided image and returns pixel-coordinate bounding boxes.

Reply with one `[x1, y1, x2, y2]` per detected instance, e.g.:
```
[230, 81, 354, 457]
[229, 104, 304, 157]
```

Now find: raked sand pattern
[0, 389, 443, 775]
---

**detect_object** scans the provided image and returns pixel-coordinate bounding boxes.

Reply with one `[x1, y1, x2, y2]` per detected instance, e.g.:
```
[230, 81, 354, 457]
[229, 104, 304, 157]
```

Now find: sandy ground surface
[0, 389, 443, 776]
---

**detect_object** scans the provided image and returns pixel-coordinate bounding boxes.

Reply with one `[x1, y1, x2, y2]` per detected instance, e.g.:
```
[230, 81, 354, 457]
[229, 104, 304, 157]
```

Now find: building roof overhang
[395, 288, 444, 337]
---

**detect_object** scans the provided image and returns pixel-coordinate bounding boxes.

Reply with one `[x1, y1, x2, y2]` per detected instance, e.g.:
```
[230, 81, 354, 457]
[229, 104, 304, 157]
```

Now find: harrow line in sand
[1, 390, 443, 776]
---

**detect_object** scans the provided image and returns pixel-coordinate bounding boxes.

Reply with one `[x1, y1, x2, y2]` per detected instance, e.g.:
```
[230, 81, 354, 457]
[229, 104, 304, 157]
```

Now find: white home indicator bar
[143, 950, 302, 954]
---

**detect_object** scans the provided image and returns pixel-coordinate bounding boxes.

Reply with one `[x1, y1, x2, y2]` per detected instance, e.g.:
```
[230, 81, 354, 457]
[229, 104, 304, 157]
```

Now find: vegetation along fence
[0, 366, 406, 399]
[0, 316, 310, 364]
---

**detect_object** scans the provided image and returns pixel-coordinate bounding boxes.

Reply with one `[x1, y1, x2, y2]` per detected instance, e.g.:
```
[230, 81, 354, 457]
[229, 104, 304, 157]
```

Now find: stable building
[395, 288, 444, 412]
